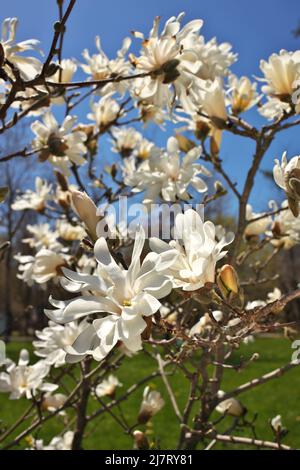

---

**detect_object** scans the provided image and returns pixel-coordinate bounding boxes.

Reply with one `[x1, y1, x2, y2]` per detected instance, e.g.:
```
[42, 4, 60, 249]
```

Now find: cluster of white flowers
[43, 209, 233, 361]
[0, 349, 57, 399]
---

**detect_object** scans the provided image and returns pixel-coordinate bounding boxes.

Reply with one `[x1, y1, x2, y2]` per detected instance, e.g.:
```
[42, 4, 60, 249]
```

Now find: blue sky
[2, 0, 300, 211]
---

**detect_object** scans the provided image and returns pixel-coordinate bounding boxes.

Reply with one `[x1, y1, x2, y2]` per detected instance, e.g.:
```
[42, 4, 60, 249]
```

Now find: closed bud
[217, 264, 239, 297]
[71, 190, 100, 241]
[133, 430, 149, 450]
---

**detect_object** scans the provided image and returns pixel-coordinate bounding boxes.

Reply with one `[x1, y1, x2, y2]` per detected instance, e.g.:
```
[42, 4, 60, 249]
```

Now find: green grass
[1, 337, 300, 450]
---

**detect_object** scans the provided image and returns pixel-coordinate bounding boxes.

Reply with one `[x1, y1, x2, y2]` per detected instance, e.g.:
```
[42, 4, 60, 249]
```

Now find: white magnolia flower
[150, 209, 234, 291]
[260, 50, 300, 99]
[273, 152, 300, 216]
[70, 189, 100, 240]
[88, 95, 121, 131]
[45, 226, 172, 361]
[31, 111, 87, 176]
[227, 74, 260, 114]
[190, 311, 223, 336]
[245, 287, 282, 311]
[244, 204, 272, 238]
[111, 126, 142, 157]
[42, 392, 67, 412]
[269, 200, 300, 249]
[123, 136, 210, 203]
[12, 177, 53, 212]
[130, 13, 203, 109]
[271, 415, 282, 433]
[95, 374, 122, 397]
[81, 36, 132, 96]
[32, 248, 69, 284]
[184, 36, 237, 82]
[198, 79, 228, 123]
[133, 138, 156, 160]
[34, 321, 88, 367]
[0, 349, 57, 400]
[1, 17, 42, 80]
[29, 431, 74, 451]
[56, 219, 86, 242]
[51, 59, 77, 84]
[15, 249, 69, 287]
[258, 96, 291, 121]
[22, 223, 61, 251]
[138, 386, 165, 423]
[267, 287, 282, 303]
[216, 391, 246, 417]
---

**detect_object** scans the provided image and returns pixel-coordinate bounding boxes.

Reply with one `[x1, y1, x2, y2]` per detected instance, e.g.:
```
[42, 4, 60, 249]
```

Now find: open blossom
[34, 321, 88, 367]
[138, 386, 165, 424]
[45, 226, 172, 362]
[1, 17, 42, 80]
[199, 79, 228, 123]
[273, 152, 300, 216]
[42, 392, 67, 412]
[56, 219, 86, 242]
[123, 136, 210, 203]
[12, 177, 53, 212]
[111, 127, 142, 157]
[130, 13, 203, 109]
[260, 50, 300, 99]
[190, 310, 223, 336]
[95, 375, 122, 398]
[28, 431, 74, 451]
[150, 209, 234, 291]
[15, 249, 69, 286]
[81, 36, 132, 95]
[258, 96, 291, 121]
[0, 349, 57, 400]
[31, 111, 87, 176]
[88, 95, 121, 132]
[22, 223, 61, 251]
[269, 200, 300, 249]
[244, 204, 272, 238]
[227, 74, 260, 114]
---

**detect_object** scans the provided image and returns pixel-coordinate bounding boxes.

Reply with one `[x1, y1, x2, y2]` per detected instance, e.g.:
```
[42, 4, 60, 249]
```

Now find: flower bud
[133, 430, 149, 450]
[71, 190, 100, 241]
[216, 395, 247, 417]
[217, 264, 239, 297]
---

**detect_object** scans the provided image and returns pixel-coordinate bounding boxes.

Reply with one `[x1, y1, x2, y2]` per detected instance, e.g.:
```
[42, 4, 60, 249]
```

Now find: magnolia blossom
[70, 189, 100, 240]
[56, 219, 86, 242]
[130, 13, 203, 109]
[138, 386, 165, 424]
[0, 349, 57, 400]
[188, 79, 228, 124]
[81, 36, 131, 95]
[95, 375, 122, 397]
[31, 111, 87, 176]
[15, 248, 68, 286]
[150, 209, 234, 291]
[260, 50, 300, 99]
[245, 287, 282, 311]
[12, 177, 53, 212]
[273, 152, 300, 216]
[271, 415, 282, 433]
[22, 223, 61, 251]
[88, 95, 121, 131]
[227, 74, 260, 114]
[42, 392, 67, 412]
[1, 17, 42, 80]
[45, 226, 172, 361]
[269, 200, 300, 249]
[244, 204, 271, 238]
[29, 431, 74, 451]
[258, 96, 290, 121]
[190, 311, 223, 336]
[133, 138, 156, 160]
[33, 321, 88, 367]
[216, 391, 246, 417]
[123, 136, 210, 203]
[111, 127, 142, 157]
